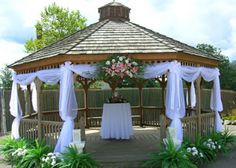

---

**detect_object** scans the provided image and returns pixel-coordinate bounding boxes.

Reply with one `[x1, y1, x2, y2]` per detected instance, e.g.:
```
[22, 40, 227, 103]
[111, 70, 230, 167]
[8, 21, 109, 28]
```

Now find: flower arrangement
[106, 91, 127, 103]
[100, 55, 143, 79]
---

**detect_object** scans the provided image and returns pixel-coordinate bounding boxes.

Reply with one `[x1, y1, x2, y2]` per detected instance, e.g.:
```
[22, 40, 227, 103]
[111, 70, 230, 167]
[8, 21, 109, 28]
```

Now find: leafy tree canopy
[196, 43, 236, 91]
[0, 66, 12, 89]
[25, 3, 87, 53]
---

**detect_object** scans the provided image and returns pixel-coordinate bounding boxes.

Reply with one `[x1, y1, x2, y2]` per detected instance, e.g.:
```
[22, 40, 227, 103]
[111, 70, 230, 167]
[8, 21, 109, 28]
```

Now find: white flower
[51, 156, 56, 159]
[119, 57, 123, 61]
[106, 61, 110, 65]
[200, 153, 204, 158]
[132, 61, 138, 66]
[212, 145, 216, 149]
[125, 59, 129, 64]
[187, 147, 191, 152]
[218, 145, 221, 149]
[192, 151, 198, 156]
[112, 59, 115, 63]
[208, 139, 212, 142]
[192, 147, 197, 151]
[51, 160, 56, 166]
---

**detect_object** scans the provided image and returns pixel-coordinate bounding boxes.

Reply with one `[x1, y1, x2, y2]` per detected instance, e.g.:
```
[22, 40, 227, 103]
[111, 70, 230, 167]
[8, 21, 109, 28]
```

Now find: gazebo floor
[85, 126, 160, 167]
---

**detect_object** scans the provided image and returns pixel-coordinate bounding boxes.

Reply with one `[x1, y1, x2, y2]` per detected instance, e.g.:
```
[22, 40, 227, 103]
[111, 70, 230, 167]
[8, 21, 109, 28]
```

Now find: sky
[0, 0, 236, 69]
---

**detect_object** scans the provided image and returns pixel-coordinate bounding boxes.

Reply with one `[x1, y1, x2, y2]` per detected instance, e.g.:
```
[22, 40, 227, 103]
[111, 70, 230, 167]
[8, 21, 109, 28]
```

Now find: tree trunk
[1, 90, 7, 133]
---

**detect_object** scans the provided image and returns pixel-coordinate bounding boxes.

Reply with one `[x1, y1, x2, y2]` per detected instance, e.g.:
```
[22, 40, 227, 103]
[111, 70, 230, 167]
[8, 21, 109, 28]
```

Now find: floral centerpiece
[106, 91, 127, 103]
[99, 55, 143, 80]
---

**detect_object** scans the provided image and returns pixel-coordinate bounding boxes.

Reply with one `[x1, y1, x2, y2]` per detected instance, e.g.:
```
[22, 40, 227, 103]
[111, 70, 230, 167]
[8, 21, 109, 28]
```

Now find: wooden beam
[11, 52, 219, 73]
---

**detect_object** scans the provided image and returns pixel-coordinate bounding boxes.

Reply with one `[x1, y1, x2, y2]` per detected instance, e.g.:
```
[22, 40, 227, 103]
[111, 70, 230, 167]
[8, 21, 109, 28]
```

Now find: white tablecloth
[100, 103, 133, 139]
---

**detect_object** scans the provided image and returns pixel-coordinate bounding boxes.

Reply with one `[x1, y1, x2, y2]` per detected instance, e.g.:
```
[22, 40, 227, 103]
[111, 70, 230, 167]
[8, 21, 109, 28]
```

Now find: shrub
[143, 137, 197, 168]
[0, 138, 28, 164]
[57, 145, 100, 168]
[17, 140, 51, 168]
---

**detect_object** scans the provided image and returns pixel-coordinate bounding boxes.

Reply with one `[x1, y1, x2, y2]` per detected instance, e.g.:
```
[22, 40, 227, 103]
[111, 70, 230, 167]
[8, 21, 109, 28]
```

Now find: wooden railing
[182, 112, 215, 141]
[201, 113, 215, 136]
[41, 121, 63, 147]
[20, 119, 38, 140]
[182, 116, 198, 141]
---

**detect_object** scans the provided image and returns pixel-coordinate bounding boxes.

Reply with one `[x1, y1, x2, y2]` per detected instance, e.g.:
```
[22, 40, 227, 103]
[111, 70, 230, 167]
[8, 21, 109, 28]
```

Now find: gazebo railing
[41, 121, 63, 147]
[20, 119, 38, 140]
[20, 109, 215, 147]
[182, 112, 215, 141]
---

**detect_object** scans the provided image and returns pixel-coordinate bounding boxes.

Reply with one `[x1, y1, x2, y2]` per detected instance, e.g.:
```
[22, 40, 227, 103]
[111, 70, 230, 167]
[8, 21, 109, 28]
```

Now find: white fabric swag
[10, 60, 222, 151]
[10, 63, 97, 152]
[144, 61, 223, 143]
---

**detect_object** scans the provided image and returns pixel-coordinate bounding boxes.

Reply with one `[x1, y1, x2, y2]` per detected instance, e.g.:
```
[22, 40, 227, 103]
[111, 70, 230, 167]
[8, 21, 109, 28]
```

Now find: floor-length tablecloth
[100, 103, 133, 139]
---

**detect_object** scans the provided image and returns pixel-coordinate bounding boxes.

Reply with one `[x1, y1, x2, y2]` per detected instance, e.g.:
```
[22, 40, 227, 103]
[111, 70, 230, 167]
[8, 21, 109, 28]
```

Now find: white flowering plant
[41, 152, 60, 168]
[99, 55, 143, 80]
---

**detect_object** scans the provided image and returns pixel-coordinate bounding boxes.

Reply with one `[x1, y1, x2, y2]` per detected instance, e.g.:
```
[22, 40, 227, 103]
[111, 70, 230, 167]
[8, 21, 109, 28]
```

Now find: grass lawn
[0, 135, 10, 145]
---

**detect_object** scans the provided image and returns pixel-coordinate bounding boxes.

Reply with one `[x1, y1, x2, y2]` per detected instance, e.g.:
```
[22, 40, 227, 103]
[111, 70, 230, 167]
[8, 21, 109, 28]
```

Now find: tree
[0, 66, 12, 133]
[196, 43, 236, 90]
[25, 3, 87, 53]
[0, 66, 12, 89]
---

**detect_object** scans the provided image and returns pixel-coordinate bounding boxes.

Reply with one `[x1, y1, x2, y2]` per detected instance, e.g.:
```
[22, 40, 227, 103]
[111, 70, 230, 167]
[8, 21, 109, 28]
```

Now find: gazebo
[9, 1, 222, 154]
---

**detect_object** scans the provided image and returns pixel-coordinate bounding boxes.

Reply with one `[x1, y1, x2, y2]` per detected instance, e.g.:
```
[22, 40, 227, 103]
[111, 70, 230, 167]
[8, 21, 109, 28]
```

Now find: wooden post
[24, 86, 32, 116]
[35, 78, 43, 141]
[186, 82, 191, 116]
[0, 90, 7, 133]
[158, 75, 167, 141]
[83, 79, 89, 128]
[136, 79, 144, 127]
[196, 76, 202, 136]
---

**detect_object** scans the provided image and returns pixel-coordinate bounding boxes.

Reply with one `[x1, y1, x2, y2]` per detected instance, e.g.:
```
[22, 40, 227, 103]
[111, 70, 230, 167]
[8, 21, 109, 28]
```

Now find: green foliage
[0, 66, 12, 89]
[196, 43, 236, 91]
[143, 137, 197, 168]
[25, 3, 87, 53]
[17, 140, 51, 168]
[57, 145, 99, 168]
[0, 138, 28, 163]
[183, 136, 216, 164]
[209, 130, 236, 152]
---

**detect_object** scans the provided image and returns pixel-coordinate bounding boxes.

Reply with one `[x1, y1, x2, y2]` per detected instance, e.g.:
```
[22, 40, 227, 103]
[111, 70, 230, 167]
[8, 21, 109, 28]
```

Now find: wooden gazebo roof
[10, 1, 219, 73]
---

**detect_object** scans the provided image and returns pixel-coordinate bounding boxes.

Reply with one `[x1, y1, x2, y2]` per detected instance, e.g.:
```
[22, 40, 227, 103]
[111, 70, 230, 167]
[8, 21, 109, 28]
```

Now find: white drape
[10, 69, 61, 139]
[144, 61, 223, 142]
[54, 62, 78, 152]
[201, 68, 223, 132]
[10, 73, 36, 139]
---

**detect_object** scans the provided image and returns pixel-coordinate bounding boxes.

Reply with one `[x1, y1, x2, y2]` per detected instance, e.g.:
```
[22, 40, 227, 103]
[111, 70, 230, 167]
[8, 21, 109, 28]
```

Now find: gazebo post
[186, 82, 191, 116]
[35, 78, 43, 141]
[82, 78, 95, 128]
[135, 79, 145, 127]
[196, 76, 202, 136]
[158, 75, 167, 141]
[24, 85, 32, 116]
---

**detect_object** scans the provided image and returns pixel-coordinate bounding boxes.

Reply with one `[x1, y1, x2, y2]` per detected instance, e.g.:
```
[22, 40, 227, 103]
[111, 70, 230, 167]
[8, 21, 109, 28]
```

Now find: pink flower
[119, 73, 124, 78]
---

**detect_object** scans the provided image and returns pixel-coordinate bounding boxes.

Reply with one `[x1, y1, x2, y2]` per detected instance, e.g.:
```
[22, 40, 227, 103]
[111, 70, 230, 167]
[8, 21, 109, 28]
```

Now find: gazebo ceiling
[9, 1, 219, 72]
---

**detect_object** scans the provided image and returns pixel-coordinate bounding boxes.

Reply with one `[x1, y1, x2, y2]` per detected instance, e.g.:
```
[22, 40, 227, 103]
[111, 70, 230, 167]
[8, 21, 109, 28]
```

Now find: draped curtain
[144, 61, 223, 143]
[10, 60, 222, 151]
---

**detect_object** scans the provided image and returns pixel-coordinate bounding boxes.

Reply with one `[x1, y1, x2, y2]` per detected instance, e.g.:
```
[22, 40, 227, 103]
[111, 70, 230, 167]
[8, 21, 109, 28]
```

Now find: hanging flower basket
[98, 55, 144, 80]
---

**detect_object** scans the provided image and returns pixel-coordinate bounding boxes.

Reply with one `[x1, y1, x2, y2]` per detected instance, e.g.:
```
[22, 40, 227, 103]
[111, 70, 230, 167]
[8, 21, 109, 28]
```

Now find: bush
[143, 137, 197, 168]
[57, 145, 100, 168]
[0, 138, 28, 164]
[17, 140, 51, 168]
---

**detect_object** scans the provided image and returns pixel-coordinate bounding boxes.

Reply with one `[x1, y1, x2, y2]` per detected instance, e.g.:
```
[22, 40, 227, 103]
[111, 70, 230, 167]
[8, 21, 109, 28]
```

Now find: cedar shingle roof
[10, 19, 218, 67]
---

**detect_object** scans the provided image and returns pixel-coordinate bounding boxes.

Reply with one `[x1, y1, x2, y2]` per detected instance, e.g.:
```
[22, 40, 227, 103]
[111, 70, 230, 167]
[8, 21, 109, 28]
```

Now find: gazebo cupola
[98, 1, 130, 21]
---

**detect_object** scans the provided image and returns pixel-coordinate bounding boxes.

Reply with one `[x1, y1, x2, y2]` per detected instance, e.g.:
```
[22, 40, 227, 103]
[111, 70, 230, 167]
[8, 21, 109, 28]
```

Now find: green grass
[0, 135, 10, 145]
